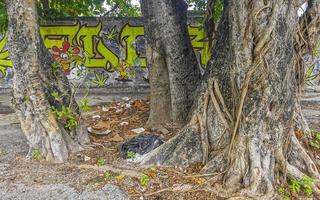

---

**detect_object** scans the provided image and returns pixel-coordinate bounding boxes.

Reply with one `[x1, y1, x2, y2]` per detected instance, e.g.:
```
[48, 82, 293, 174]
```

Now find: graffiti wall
[0, 17, 211, 89]
[304, 41, 320, 87]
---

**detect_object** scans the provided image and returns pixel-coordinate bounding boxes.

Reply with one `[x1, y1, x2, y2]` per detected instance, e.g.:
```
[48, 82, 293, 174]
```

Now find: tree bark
[6, 0, 87, 163]
[141, 0, 201, 128]
[141, 0, 320, 198]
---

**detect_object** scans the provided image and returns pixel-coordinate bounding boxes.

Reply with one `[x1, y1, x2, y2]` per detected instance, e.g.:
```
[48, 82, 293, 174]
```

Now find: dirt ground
[0, 90, 319, 200]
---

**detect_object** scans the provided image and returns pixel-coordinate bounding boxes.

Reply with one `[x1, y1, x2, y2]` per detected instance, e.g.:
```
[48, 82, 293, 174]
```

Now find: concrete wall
[0, 17, 319, 90]
[0, 17, 210, 89]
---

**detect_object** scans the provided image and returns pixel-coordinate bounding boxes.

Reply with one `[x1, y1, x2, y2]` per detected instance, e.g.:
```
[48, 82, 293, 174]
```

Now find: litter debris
[84, 155, 91, 161]
[122, 97, 131, 101]
[87, 127, 94, 133]
[92, 115, 101, 120]
[125, 103, 131, 108]
[92, 121, 110, 130]
[116, 109, 123, 113]
[131, 127, 145, 134]
[102, 106, 109, 112]
[120, 121, 129, 126]
[120, 134, 164, 159]
[95, 129, 112, 135]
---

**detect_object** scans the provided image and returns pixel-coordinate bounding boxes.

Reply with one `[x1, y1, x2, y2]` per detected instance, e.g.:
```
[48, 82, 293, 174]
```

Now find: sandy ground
[0, 121, 129, 200]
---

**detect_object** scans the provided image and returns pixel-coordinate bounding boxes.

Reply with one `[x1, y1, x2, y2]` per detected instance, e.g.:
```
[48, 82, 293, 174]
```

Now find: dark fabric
[120, 134, 163, 159]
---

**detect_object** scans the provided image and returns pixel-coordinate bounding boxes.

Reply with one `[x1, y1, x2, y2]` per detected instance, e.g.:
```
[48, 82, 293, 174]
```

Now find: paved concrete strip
[0, 183, 129, 200]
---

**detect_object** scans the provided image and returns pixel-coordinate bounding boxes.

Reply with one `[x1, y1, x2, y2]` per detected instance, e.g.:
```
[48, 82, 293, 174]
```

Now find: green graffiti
[188, 25, 211, 65]
[0, 20, 212, 76]
[0, 34, 12, 76]
[76, 22, 119, 69]
[40, 22, 80, 49]
[120, 23, 146, 67]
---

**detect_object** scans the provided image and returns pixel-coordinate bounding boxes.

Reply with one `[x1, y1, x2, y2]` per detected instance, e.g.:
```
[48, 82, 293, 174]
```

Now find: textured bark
[141, 0, 201, 128]
[6, 0, 87, 163]
[141, 0, 320, 198]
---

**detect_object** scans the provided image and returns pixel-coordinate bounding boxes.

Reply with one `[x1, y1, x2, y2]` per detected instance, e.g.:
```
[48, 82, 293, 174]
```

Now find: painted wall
[0, 17, 210, 89]
[305, 41, 320, 87]
[0, 17, 318, 89]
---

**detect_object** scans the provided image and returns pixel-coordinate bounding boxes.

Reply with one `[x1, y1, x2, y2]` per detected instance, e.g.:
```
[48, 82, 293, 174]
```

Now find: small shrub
[288, 176, 315, 196]
[51, 105, 78, 130]
[289, 179, 301, 194]
[97, 158, 105, 166]
[31, 148, 43, 161]
[127, 150, 136, 159]
[104, 170, 112, 180]
[309, 131, 320, 149]
[79, 97, 90, 112]
[139, 174, 150, 187]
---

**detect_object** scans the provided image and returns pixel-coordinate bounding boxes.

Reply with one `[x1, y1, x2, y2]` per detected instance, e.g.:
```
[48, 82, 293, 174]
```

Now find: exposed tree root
[140, 96, 319, 199]
[139, 0, 320, 199]
[140, 125, 203, 167]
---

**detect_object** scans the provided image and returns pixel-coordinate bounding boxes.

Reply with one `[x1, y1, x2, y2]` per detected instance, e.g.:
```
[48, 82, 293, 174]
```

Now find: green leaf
[289, 179, 302, 194]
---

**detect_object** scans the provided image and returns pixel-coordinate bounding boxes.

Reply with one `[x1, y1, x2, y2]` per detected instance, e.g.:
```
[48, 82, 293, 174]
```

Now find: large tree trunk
[141, 0, 320, 198]
[141, 0, 201, 128]
[6, 0, 87, 163]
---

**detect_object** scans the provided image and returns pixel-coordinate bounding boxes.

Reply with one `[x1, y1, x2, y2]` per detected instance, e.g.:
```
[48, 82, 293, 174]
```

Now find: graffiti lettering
[0, 34, 12, 76]
[40, 22, 80, 49]
[76, 22, 119, 69]
[188, 25, 211, 65]
[0, 20, 211, 78]
[120, 23, 146, 67]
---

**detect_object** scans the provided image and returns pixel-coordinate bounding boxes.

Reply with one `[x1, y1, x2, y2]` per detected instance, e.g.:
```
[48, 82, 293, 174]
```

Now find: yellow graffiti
[0, 34, 13, 76]
[0, 21, 211, 76]
[120, 24, 146, 67]
[40, 22, 80, 49]
[188, 25, 211, 65]
[76, 22, 119, 69]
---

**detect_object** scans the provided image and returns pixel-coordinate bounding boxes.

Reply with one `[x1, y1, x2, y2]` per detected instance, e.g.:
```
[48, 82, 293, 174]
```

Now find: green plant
[51, 105, 78, 130]
[127, 150, 136, 159]
[278, 186, 291, 200]
[289, 179, 302, 194]
[22, 96, 30, 103]
[79, 97, 90, 112]
[288, 176, 315, 196]
[302, 176, 315, 196]
[104, 170, 112, 180]
[50, 91, 67, 103]
[139, 174, 150, 187]
[91, 73, 107, 87]
[309, 131, 320, 149]
[305, 64, 320, 85]
[51, 91, 59, 99]
[51, 62, 61, 71]
[31, 148, 43, 161]
[97, 158, 105, 167]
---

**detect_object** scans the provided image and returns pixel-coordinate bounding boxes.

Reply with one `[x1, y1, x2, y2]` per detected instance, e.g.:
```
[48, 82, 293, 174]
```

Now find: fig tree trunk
[141, 0, 201, 128]
[141, 0, 320, 198]
[6, 0, 87, 163]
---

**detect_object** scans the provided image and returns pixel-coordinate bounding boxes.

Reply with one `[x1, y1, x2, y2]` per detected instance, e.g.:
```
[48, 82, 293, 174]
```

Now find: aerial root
[289, 134, 319, 178]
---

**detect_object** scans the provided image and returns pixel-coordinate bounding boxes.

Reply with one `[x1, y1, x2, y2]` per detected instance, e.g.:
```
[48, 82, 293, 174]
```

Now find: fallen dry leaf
[190, 177, 206, 184]
[295, 130, 304, 138]
[115, 174, 125, 180]
[109, 134, 124, 142]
